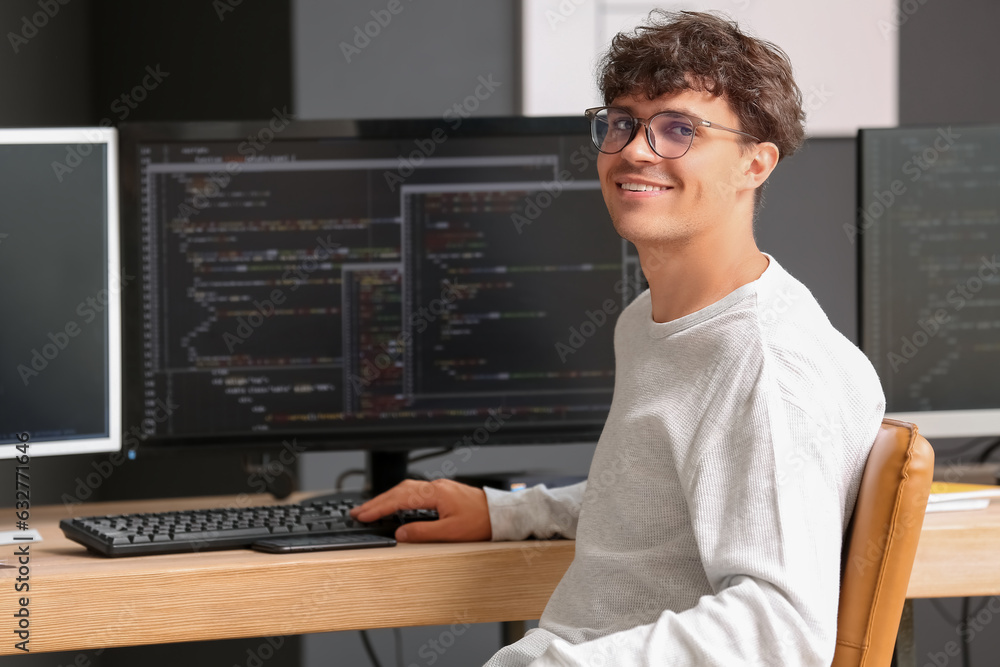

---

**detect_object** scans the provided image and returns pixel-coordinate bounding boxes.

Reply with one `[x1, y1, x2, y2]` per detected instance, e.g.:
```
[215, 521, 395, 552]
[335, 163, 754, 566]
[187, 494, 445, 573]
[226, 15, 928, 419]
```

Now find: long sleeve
[525, 396, 880, 667]
[485, 481, 586, 541]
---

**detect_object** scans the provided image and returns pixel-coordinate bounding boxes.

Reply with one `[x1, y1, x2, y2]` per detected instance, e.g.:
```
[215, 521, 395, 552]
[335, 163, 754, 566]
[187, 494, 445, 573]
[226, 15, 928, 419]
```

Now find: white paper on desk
[924, 499, 991, 513]
[0, 530, 42, 545]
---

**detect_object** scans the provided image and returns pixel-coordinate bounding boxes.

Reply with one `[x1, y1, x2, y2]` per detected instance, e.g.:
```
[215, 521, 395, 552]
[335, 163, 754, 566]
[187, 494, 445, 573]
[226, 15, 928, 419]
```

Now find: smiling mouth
[618, 182, 672, 192]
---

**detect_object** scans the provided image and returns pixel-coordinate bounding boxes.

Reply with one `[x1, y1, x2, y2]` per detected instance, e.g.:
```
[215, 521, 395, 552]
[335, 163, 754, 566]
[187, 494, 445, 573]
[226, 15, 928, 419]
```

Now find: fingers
[349, 478, 493, 543]
[395, 516, 468, 543]
[349, 479, 440, 522]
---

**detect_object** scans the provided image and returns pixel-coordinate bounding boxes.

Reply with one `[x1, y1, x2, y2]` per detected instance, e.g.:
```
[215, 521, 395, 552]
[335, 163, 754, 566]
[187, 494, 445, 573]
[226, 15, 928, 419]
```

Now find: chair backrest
[832, 418, 935, 667]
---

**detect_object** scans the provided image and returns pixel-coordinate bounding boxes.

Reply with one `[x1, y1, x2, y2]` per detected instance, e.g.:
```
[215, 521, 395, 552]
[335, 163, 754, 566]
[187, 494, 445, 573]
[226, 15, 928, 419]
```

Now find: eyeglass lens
[591, 108, 695, 158]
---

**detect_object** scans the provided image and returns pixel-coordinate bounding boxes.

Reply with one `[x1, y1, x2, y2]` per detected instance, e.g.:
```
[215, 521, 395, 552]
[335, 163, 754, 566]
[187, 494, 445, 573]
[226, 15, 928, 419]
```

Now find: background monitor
[119, 117, 646, 490]
[857, 124, 1000, 438]
[0, 127, 122, 458]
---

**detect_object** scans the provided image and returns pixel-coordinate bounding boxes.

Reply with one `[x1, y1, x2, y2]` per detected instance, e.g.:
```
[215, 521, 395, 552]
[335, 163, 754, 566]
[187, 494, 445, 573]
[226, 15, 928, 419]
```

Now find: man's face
[596, 88, 755, 247]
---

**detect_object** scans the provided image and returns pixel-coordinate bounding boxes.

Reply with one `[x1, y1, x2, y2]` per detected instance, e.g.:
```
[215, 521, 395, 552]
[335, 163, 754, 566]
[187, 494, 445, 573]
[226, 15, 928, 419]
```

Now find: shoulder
[751, 257, 885, 415]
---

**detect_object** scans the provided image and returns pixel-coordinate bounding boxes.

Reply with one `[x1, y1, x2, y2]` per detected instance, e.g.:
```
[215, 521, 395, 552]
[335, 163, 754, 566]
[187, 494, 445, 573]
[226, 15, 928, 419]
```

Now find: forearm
[485, 481, 585, 541]
[529, 576, 833, 667]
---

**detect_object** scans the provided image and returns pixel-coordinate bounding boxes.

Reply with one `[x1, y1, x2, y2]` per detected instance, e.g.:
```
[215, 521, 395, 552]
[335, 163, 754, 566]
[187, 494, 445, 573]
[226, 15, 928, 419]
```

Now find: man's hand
[349, 478, 492, 542]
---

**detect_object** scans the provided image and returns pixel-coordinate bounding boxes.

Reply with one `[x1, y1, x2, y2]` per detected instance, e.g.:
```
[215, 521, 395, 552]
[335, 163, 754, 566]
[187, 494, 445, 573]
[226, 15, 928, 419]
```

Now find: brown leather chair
[832, 418, 935, 667]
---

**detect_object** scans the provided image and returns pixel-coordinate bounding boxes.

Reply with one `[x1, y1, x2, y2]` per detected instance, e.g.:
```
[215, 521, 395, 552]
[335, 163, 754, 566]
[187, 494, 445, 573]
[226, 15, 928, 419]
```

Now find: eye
[663, 121, 693, 137]
[609, 117, 633, 133]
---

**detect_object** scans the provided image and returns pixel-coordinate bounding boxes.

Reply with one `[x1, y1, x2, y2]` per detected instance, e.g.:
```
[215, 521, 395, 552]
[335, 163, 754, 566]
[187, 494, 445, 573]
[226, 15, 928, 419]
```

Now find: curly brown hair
[598, 10, 806, 182]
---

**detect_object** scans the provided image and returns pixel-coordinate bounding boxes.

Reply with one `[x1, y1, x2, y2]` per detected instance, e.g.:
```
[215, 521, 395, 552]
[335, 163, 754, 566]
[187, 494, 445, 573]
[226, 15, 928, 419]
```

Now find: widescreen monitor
[119, 117, 646, 487]
[857, 124, 1000, 438]
[0, 127, 122, 458]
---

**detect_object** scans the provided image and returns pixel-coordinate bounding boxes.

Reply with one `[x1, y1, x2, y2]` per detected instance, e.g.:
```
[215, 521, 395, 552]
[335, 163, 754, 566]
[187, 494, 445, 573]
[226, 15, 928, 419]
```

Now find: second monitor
[119, 116, 646, 487]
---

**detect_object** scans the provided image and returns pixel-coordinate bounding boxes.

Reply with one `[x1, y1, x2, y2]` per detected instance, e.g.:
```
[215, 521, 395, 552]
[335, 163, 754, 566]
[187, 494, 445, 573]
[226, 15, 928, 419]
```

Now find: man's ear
[743, 141, 780, 191]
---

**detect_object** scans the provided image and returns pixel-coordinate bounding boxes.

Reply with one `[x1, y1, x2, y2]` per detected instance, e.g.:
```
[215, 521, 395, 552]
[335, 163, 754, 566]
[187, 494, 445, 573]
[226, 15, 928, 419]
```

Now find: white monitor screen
[0, 127, 121, 457]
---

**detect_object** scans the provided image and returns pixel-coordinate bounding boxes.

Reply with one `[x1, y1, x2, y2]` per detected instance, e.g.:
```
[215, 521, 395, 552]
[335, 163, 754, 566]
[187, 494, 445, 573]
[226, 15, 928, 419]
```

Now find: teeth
[620, 182, 669, 192]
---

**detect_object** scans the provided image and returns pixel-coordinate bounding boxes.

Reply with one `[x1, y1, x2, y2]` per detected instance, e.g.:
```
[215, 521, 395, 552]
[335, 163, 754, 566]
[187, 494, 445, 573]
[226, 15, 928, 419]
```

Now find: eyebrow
[616, 105, 703, 119]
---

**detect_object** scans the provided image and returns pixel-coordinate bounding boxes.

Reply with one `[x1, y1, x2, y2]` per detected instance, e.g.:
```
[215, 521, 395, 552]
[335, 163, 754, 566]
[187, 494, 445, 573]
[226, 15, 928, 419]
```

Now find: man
[351, 10, 885, 666]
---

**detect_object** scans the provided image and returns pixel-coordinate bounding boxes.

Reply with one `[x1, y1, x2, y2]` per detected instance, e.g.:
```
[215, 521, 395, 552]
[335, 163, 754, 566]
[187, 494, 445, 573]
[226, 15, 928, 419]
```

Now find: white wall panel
[522, 0, 899, 136]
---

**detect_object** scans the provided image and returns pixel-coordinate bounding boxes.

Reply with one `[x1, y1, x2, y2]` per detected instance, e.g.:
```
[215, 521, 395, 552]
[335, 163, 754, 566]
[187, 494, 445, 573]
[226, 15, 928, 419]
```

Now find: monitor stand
[301, 449, 410, 506]
[366, 450, 410, 496]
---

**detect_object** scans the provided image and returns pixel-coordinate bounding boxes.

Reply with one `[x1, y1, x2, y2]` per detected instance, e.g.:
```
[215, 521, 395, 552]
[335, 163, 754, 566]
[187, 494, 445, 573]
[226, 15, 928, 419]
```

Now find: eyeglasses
[584, 106, 760, 159]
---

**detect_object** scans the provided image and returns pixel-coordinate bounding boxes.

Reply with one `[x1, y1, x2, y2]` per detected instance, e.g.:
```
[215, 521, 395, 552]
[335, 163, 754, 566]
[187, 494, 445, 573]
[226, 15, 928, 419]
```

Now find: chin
[610, 213, 690, 247]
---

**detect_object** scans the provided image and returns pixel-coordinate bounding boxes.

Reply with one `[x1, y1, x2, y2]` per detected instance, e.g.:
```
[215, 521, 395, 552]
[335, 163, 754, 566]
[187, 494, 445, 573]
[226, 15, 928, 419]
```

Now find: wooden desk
[1, 494, 574, 656]
[907, 499, 1000, 598]
[3, 494, 998, 656]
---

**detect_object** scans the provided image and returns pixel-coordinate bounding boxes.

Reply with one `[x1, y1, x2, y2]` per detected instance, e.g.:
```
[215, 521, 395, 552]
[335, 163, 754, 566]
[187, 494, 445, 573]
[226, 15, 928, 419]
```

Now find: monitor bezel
[118, 116, 616, 453]
[0, 127, 122, 458]
[856, 125, 1000, 439]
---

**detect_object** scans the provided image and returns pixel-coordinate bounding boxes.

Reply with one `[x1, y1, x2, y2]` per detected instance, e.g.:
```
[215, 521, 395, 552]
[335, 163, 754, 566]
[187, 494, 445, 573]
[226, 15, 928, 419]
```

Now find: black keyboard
[59, 496, 438, 557]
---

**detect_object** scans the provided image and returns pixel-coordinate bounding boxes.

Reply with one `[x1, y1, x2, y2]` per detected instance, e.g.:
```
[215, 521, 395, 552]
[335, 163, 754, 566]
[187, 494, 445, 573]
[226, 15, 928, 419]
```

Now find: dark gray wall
[90, 1, 292, 122]
[0, 0, 92, 127]
[293, 1, 517, 120]
[755, 138, 857, 340]
[899, 0, 1000, 127]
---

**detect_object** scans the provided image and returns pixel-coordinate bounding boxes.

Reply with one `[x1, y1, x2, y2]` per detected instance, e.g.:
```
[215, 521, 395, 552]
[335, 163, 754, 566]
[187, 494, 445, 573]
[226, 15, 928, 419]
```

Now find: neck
[637, 225, 768, 324]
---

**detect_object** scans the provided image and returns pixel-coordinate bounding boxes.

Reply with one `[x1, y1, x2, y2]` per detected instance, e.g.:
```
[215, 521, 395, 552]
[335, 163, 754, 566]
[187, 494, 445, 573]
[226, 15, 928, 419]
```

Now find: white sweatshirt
[483, 253, 885, 667]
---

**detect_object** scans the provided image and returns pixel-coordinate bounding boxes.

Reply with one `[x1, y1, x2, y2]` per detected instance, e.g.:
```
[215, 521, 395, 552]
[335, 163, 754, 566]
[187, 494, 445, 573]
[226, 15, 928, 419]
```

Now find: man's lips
[613, 179, 675, 197]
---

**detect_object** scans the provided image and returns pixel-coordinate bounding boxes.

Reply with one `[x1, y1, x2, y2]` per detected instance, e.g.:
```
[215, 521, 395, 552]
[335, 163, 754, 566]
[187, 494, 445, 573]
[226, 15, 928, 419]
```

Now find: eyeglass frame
[584, 106, 761, 159]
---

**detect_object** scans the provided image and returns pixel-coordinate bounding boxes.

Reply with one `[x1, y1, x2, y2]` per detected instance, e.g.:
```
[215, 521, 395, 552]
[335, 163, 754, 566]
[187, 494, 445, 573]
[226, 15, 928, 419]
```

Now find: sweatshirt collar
[645, 252, 778, 339]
